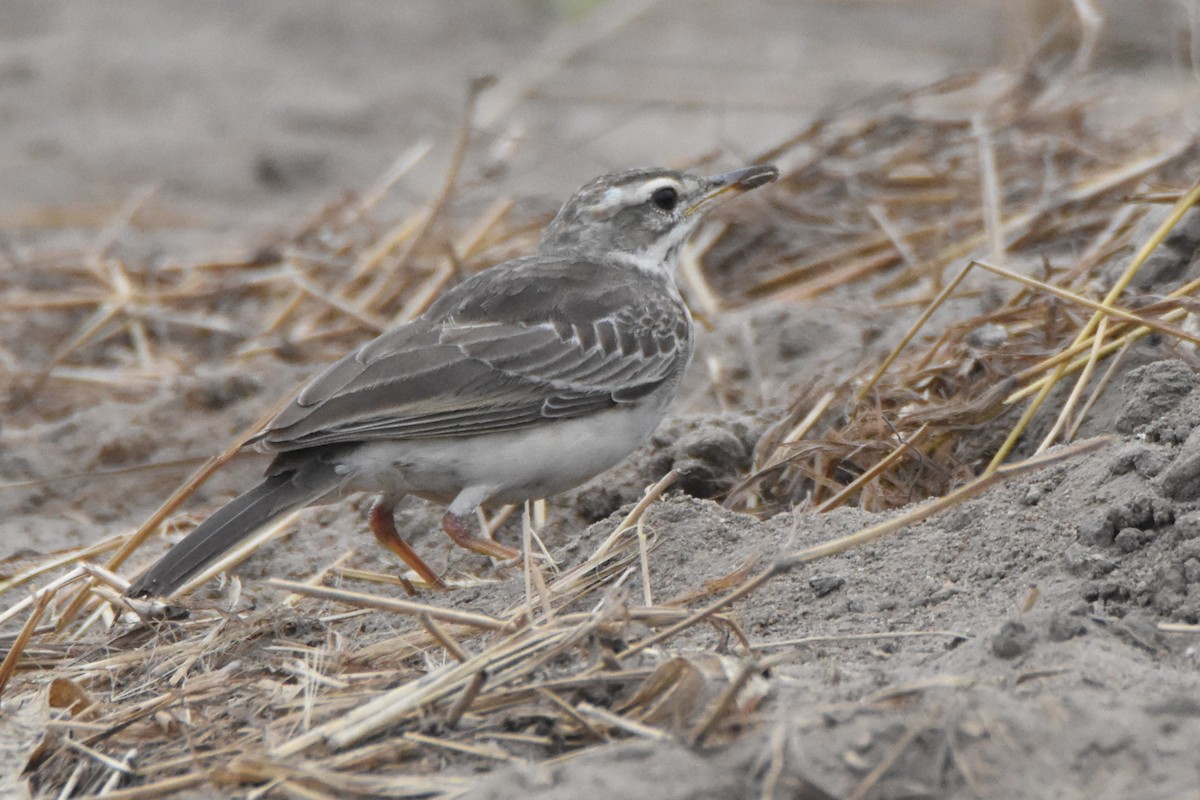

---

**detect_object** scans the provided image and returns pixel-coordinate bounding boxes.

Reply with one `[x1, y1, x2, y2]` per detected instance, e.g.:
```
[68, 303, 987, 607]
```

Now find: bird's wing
[258, 257, 691, 450]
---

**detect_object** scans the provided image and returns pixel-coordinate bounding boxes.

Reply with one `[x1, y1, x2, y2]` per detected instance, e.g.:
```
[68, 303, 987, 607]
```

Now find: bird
[126, 163, 779, 598]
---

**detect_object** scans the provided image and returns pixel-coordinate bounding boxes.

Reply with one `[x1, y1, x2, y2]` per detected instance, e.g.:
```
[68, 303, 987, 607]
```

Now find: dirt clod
[1046, 612, 1088, 641]
[991, 620, 1037, 659]
[1115, 360, 1196, 434]
[672, 425, 751, 498]
[1159, 425, 1200, 500]
[809, 575, 845, 596]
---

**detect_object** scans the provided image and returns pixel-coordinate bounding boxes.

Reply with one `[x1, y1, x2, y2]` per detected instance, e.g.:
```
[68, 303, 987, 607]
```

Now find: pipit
[127, 164, 779, 597]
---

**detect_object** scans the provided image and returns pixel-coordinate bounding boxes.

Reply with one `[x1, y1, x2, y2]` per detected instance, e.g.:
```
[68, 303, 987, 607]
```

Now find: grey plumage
[127, 164, 778, 598]
[126, 448, 350, 597]
[260, 258, 689, 449]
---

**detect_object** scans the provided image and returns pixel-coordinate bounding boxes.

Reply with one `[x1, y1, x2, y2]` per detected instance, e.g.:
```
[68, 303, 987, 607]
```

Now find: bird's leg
[369, 499, 446, 592]
[442, 511, 519, 561]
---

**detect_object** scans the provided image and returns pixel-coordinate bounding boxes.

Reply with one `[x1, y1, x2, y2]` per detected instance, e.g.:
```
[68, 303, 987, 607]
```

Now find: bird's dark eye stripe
[651, 186, 678, 211]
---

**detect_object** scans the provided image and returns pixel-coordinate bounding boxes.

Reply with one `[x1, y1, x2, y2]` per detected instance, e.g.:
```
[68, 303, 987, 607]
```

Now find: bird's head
[538, 165, 778, 275]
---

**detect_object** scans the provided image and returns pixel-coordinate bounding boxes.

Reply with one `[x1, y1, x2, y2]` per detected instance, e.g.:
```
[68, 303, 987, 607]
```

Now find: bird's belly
[344, 399, 670, 505]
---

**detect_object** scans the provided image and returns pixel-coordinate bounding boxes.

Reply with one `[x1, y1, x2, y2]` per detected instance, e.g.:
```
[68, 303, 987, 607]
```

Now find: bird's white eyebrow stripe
[643, 178, 680, 195]
[597, 178, 682, 210]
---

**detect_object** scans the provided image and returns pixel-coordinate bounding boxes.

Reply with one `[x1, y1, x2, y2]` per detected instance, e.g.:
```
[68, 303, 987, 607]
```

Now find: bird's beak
[685, 165, 780, 216]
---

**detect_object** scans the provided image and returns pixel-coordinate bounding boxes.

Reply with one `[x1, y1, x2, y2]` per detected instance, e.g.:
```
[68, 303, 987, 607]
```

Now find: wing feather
[258, 256, 691, 451]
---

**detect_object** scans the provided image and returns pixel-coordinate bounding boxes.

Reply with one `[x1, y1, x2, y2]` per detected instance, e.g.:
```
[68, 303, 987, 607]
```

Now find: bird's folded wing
[259, 268, 688, 450]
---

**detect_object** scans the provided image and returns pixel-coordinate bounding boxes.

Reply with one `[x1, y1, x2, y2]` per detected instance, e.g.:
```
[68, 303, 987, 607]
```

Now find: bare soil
[4, 3, 1200, 800]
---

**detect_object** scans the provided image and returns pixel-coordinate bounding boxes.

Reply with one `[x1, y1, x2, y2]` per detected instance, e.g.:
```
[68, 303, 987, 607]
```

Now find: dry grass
[727, 59, 1199, 514]
[4, 43, 1200, 798]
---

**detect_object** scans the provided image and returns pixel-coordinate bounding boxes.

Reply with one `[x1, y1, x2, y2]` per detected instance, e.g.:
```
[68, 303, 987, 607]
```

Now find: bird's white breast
[339, 382, 680, 506]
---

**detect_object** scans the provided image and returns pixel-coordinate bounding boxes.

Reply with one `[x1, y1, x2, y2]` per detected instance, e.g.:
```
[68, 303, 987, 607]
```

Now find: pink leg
[369, 500, 446, 592]
[442, 511, 518, 561]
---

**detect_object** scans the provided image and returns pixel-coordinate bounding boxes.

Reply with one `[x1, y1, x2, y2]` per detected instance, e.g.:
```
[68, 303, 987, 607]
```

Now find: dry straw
[3, 44, 1200, 798]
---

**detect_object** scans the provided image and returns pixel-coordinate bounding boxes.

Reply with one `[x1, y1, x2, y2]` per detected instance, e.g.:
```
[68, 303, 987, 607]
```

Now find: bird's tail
[126, 456, 344, 598]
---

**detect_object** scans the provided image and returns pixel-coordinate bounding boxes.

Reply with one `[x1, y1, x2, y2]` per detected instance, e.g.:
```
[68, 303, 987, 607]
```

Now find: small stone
[991, 620, 1036, 659]
[809, 576, 845, 597]
[672, 426, 750, 498]
[1047, 613, 1087, 642]
[1023, 485, 1044, 506]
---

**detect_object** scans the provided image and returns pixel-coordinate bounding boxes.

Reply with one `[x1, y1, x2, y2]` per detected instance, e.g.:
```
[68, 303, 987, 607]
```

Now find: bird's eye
[651, 186, 678, 212]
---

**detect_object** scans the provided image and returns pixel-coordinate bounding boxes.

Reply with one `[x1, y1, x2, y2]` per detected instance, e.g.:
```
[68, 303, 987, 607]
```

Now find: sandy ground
[5, 2, 1200, 799]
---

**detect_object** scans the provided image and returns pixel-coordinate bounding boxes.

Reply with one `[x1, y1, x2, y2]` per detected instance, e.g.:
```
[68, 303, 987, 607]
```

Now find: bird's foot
[442, 511, 519, 561]
[369, 500, 446, 591]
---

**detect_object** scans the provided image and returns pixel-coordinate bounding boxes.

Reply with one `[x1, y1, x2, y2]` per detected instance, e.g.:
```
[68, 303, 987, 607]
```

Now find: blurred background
[1, 0, 1197, 251]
